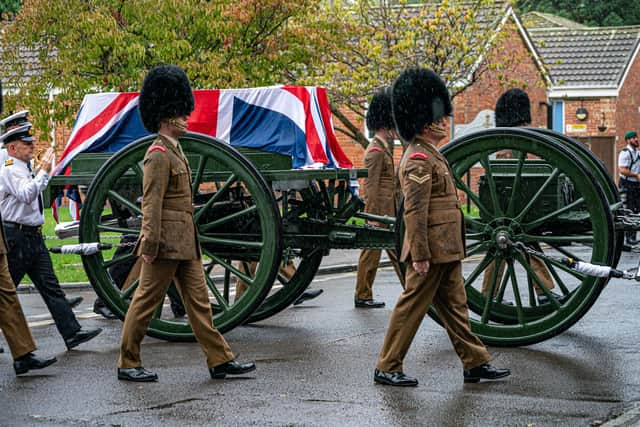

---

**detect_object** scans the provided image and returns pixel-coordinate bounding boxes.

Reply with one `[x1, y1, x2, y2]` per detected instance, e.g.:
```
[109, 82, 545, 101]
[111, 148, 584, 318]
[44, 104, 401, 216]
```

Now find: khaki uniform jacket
[399, 139, 465, 264]
[136, 135, 200, 260]
[363, 136, 398, 216]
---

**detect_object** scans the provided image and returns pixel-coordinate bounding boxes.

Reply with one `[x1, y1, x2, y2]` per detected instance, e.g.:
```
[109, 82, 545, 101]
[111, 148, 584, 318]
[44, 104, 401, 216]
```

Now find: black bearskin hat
[138, 64, 195, 133]
[366, 87, 394, 132]
[391, 67, 452, 142]
[495, 88, 531, 127]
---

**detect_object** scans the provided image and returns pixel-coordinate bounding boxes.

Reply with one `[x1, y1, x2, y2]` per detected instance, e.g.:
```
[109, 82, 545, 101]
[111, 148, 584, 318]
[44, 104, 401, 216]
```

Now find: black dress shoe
[463, 363, 510, 383]
[0, 346, 3, 353]
[117, 367, 158, 382]
[66, 296, 83, 309]
[355, 299, 385, 308]
[293, 289, 324, 305]
[210, 360, 256, 379]
[65, 328, 103, 350]
[13, 353, 57, 375]
[93, 303, 118, 320]
[537, 291, 567, 305]
[374, 369, 418, 386]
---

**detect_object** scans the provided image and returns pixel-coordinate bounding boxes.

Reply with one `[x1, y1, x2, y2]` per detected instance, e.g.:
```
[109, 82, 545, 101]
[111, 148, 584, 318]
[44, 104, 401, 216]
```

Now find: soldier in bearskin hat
[354, 87, 405, 308]
[494, 88, 531, 127]
[117, 64, 255, 382]
[373, 68, 510, 386]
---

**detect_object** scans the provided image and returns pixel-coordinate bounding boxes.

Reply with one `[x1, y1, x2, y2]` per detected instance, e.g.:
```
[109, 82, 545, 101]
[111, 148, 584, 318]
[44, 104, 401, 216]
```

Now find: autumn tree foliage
[2, 0, 512, 149]
[302, 0, 511, 146]
[1, 0, 329, 133]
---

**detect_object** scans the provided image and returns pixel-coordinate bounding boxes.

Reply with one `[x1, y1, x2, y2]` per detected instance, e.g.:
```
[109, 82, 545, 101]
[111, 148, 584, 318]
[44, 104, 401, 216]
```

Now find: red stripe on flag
[58, 93, 139, 175]
[315, 87, 353, 168]
[190, 90, 220, 136]
[282, 86, 328, 164]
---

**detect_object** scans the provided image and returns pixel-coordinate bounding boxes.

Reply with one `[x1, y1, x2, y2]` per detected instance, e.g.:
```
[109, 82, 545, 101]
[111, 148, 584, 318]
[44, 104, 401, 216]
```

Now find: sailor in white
[0, 121, 102, 350]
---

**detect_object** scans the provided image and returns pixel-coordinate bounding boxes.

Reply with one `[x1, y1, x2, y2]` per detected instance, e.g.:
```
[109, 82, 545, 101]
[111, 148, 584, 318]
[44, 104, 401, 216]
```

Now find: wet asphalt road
[3, 250, 640, 426]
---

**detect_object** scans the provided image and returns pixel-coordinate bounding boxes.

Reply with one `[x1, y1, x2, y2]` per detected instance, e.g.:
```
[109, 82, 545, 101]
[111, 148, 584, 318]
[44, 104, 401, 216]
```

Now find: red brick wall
[616, 48, 640, 160]
[454, 23, 548, 129]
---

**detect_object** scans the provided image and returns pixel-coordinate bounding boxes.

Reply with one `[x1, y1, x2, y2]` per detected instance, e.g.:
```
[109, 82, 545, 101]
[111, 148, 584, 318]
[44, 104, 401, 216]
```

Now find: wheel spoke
[546, 242, 586, 263]
[199, 205, 258, 232]
[466, 241, 492, 257]
[481, 256, 502, 324]
[97, 224, 140, 235]
[506, 258, 526, 325]
[107, 190, 142, 216]
[522, 197, 585, 231]
[453, 174, 494, 219]
[193, 174, 238, 223]
[516, 253, 561, 310]
[541, 259, 571, 296]
[479, 153, 503, 217]
[520, 234, 594, 245]
[464, 252, 495, 289]
[191, 155, 206, 194]
[201, 249, 254, 285]
[514, 168, 560, 222]
[197, 235, 263, 249]
[506, 151, 527, 217]
[102, 252, 136, 269]
[205, 275, 230, 312]
[121, 278, 139, 299]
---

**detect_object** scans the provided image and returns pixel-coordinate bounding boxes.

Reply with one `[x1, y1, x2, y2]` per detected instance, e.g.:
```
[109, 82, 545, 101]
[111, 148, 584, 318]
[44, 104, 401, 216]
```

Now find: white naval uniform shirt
[0, 156, 50, 226]
[619, 144, 640, 182]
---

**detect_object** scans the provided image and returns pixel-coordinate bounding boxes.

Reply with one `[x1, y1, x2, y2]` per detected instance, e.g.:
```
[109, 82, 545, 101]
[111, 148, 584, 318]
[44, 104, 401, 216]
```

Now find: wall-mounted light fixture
[575, 107, 588, 121]
[598, 112, 607, 132]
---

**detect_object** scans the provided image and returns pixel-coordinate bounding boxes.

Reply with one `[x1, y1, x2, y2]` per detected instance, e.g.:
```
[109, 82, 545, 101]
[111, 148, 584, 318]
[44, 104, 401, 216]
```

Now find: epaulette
[369, 147, 383, 153]
[409, 152, 429, 160]
[4, 159, 13, 166]
[147, 145, 167, 154]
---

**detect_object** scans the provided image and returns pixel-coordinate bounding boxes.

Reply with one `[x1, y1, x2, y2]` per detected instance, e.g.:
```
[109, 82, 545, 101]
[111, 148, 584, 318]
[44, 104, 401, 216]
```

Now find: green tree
[516, 0, 640, 26]
[0, 0, 21, 19]
[301, 0, 512, 146]
[1, 0, 331, 135]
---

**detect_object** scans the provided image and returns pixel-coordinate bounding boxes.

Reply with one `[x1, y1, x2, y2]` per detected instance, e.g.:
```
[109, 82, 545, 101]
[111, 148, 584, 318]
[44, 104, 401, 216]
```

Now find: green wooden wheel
[441, 128, 614, 346]
[526, 127, 623, 269]
[80, 132, 282, 341]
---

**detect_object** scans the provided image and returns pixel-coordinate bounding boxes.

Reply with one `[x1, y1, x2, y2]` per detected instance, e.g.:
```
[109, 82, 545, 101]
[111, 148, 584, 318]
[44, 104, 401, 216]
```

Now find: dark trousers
[5, 227, 81, 340]
[620, 179, 640, 242]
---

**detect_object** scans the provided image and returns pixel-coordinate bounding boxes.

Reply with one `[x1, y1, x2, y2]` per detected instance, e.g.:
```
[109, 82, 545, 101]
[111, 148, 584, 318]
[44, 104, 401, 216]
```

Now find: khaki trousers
[0, 254, 36, 359]
[119, 258, 234, 369]
[482, 257, 554, 297]
[355, 248, 404, 300]
[235, 260, 296, 301]
[376, 261, 490, 372]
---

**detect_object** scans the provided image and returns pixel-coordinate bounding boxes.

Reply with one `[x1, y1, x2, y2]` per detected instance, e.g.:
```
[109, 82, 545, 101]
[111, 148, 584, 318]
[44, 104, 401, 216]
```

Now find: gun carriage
[47, 111, 628, 347]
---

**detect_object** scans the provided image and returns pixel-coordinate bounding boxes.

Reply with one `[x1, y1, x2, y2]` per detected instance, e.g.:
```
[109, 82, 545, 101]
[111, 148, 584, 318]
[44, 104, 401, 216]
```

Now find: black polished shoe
[93, 303, 118, 320]
[66, 296, 83, 309]
[355, 298, 385, 308]
[374, 369, 418, 386]
[13, 353, 57, 375]
[65, 328, 103, 350]
[210, 360, 256, 379]
[537, 291, 567, 305]
[463, 363, 510, 383]
[117, 367, 158, 382]
[0, 346, 3, 353]
[293, 289, 323, 306]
